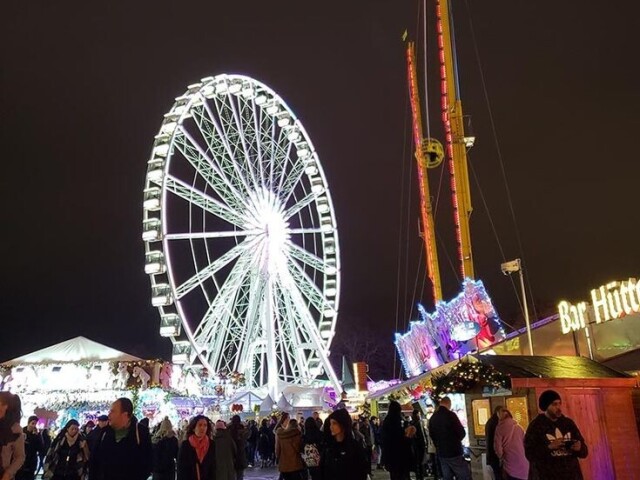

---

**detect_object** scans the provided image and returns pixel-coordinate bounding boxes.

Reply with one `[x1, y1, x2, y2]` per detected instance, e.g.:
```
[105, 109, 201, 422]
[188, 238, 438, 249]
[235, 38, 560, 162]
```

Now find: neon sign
[558, 278, 640, 334]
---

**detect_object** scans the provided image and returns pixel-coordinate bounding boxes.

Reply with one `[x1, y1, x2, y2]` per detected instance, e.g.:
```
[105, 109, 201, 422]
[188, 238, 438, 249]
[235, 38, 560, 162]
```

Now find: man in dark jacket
[428, 397, 471, 480]
[92, 397, 152, 480]
[16, 416, 44, 480]
[484, 405, 503, 478]
[524, 390, 588, 480]
[86, 415, 109, 480]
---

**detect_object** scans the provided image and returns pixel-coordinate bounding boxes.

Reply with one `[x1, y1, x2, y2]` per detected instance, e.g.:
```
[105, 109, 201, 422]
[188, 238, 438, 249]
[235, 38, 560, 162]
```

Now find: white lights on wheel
[143, 74, 342, 394]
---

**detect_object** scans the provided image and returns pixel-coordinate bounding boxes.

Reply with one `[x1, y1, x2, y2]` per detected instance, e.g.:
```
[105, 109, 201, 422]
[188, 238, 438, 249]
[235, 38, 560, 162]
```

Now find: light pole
[501, 259, 534, 355]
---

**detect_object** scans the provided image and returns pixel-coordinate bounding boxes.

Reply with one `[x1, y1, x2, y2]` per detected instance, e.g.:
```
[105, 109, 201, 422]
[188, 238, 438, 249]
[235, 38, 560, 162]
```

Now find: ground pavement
[244, 466, 395, 479]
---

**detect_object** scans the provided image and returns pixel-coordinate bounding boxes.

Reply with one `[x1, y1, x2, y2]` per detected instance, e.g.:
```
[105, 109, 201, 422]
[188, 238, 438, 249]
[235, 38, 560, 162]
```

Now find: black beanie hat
[538, 389, 561, 411]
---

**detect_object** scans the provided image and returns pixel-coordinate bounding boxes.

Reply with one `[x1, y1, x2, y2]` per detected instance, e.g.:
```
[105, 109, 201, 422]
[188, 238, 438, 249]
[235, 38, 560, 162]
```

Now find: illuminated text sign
[558, 278, 639, 334]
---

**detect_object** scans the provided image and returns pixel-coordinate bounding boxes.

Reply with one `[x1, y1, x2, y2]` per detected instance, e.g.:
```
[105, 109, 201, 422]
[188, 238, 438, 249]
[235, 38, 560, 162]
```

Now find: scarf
[65, 432, 78, 447]
[188, 434, 210, 464]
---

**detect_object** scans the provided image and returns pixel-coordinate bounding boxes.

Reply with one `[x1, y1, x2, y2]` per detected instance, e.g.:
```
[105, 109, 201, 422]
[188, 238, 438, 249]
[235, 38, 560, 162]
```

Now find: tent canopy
[2, 336, 141, 366]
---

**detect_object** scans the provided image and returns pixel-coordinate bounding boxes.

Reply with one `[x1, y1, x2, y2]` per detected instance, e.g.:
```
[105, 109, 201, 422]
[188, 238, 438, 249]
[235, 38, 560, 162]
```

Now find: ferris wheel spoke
[194, 256, 254, 365]
[173, 128, 248, 212]
[175, 236, 261, 300]
[286, 227, 331, 235]
[165, 174, 247, 228]
[277, 269, 341, 388]
[277, 285, 312, 378]
[235, 270, 268, 372]
[283, 191, 318, 221]
[208, 96, 259, 195]
[286, 241, 326, 273]
[165, 229, 263, 241]
[199, 99, 254, 196]
[286, 258, 333, 317]
[228, 94, 262, 191]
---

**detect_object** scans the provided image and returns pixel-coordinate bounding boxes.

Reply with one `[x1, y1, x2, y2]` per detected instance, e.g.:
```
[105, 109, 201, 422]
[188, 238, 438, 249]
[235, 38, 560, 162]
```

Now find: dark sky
[2, 1, 639, 374]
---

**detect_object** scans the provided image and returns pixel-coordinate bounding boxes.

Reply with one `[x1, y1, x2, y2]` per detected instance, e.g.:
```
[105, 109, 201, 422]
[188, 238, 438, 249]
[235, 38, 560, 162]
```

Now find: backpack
[301, 443, 321, 467]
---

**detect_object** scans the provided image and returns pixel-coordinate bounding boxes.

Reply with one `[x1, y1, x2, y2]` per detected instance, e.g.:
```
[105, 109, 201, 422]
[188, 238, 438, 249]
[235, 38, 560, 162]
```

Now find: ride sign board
[558, 278, 640, 334]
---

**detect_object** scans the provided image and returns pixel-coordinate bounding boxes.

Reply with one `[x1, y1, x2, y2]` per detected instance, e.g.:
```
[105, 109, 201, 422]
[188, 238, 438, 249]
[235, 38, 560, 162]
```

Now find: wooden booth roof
[472, 355, 632, 379]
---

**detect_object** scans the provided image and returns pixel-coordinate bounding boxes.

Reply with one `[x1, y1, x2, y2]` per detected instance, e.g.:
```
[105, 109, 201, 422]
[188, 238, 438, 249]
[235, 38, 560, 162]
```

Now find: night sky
[2, 1, 639, 377]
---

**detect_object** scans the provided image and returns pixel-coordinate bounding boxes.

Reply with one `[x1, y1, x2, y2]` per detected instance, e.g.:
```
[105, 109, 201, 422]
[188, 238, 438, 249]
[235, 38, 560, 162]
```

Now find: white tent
[277, 394, 294, 412]
[2, 336, 141, 366]
[259, 394, 275, 413]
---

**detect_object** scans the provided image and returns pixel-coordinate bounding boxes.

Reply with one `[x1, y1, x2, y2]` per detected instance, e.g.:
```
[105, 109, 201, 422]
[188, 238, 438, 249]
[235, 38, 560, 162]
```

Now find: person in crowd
[428, 397, 470, 480]
[82, 422, 95, 437]
[42, 419, 89, 480]
[91, 397, 152, 480]
[275, 419, 305, 480]
[214, 420, 236, 480]
[494, 409, 528, 480]
[16, 415, 44, 480]
[176, 415, 215, 480]
[352, 421, 366, 449]
[0, 392, 26, 480]
[410, 410, 427, 480]
[320, 409, 368, 480]
[85, 415, 108, 480]
[228, 415, 248, 480]
[524, 390, 588, 480]
[484, 405, 503, 478]
[152, 417, 179, 480]
[381, 401, 411, 480]
[38, 427, 52, 476]
[246, 420, 258, 468]
[358, 417, 374, 477]
[370, 416, 382, 470]
[302, 417, 323, 480]
[312, 412, 322, 430]
[257, 418, 273, 468]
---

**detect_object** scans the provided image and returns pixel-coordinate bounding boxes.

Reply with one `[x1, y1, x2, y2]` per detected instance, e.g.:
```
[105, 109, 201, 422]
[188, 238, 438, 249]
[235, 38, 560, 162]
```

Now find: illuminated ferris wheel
[142, 74, 341, 395]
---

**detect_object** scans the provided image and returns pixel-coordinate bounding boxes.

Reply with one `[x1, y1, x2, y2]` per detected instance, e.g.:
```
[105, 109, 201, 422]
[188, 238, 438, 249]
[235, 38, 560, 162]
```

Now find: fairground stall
[368, 354, 640, 480]
[0, 336, 202, 428]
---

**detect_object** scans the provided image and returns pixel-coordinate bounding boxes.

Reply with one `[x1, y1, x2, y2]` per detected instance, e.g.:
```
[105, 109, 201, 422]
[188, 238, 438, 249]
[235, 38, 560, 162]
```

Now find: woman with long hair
[42, 419, 89, 480]
[302, 416, 323, 480]
[152, 417, 179, 480]
[0, 392, 25, 480]
[257, 418, 273, 468]
[177, 415, 215, 480]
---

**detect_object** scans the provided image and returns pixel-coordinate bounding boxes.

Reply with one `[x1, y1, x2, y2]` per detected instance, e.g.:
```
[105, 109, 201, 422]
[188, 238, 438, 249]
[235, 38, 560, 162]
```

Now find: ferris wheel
[142, 74, 341, 395]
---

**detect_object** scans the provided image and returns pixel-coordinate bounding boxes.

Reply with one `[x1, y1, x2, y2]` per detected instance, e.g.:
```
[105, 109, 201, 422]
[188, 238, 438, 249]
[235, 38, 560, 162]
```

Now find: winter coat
[228, 424, 248, 470]
[257, 426, 272, 458]
[91, 418, 153, 480]
[524, 414, 588, 480]
[428, 406, 466, 458]
[494, 417, 529, 480]
[484, 413, 500, 468]
[19, 428, 44, 473]
[411, 419, 427, 463]
[0, 423, 25, 478]
[381, 415, 411, 472]
[176, 438, 215, 480]
[213, 429, 236, 480]
[43, 434, 89, 480]
[275, 427, 304, 473]
[320, 435, 368, 480]
[152, 435, 179, 480]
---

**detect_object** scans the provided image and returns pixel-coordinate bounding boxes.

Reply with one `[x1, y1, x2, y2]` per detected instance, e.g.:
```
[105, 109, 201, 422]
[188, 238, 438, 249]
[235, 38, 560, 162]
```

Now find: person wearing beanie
[524, 390, 588, 479]
[320, 409, 368, 480]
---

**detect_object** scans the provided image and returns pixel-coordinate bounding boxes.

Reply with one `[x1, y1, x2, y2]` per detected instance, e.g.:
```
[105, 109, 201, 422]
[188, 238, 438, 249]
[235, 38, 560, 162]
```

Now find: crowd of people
[0, 388, 588, 480]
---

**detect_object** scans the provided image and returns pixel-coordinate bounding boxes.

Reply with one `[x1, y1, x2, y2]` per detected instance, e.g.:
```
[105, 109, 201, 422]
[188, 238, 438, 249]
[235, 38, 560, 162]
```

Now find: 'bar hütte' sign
[558, 278, 640, 334]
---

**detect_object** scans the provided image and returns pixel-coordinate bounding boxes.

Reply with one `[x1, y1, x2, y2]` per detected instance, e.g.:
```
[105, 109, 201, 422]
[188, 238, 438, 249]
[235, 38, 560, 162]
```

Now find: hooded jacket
[524, 413, 588, 480]
[275, 426, 304, 473]
[320, 409, 368, 480]
[91, 417, 152, 480]
[494, 417, 529, 480]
